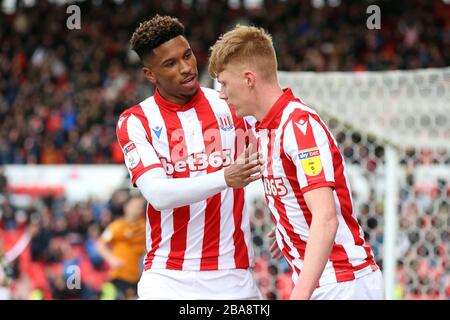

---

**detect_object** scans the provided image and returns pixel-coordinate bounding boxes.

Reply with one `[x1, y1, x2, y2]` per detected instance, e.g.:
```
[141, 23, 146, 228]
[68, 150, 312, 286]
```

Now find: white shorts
[138, 268, 263, 300]
[311, 269, 385, 300]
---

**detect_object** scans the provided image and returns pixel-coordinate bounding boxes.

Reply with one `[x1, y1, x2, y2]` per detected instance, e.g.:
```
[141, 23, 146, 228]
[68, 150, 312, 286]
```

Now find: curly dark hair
[130, 15, 185, 61]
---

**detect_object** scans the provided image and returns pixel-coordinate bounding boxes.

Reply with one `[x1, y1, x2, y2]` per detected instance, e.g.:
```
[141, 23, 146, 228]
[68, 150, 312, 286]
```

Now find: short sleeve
[283, 110, 335, 193]
[116, 111, 163, 186]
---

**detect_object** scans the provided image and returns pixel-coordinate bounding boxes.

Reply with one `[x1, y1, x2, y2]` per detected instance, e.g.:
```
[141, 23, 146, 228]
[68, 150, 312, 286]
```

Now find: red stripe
[232, 188, 249, 268]
[196, 101, 222, 270]
[159, 107, 190, 270]
[266, 130, 275, 176]
[329, 245, 356, 282]
[144, 203, 162, 270]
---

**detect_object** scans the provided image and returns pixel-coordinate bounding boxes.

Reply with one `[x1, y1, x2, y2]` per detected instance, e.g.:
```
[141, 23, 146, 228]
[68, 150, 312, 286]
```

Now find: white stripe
[177, 108, 205, 155]
[140, 97, 171, 161]
[218, 188, 235, 268]
[127, 114, 160, 167]
[259, 130, 270, 176]
[241, 190, 254, 266]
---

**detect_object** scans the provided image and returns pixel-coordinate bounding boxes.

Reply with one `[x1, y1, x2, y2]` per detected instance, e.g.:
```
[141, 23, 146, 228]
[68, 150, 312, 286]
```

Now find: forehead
[150, 35, 190, 61]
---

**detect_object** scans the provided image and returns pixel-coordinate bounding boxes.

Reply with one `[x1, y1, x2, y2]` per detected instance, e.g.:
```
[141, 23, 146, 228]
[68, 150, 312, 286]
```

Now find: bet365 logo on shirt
[263, 177, 287, 197]
[160, 149, 232, 175]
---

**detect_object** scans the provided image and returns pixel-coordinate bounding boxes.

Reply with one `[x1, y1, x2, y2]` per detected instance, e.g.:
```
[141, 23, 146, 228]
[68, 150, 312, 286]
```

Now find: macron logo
[295, 119, 308, 135]
[152, 126, 163, 139]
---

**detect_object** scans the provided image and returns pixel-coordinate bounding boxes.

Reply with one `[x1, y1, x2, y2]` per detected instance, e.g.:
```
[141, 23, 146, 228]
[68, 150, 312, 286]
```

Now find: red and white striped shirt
[116, 87, 253, 271]
[255, 88, 378, 287]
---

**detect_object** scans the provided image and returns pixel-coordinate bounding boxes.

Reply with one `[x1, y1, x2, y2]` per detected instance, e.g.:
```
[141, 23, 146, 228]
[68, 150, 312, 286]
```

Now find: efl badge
[123, 141, 140, 169]
[217, 113, 234, 131]
[298, 148, 322, 176]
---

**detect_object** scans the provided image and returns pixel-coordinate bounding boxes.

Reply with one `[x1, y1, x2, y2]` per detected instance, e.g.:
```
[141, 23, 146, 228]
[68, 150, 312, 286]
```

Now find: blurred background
[0, 0, 449, 300]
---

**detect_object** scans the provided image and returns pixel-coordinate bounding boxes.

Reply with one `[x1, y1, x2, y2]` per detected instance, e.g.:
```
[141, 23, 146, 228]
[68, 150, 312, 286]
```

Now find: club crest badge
[217, 113, 234, 131]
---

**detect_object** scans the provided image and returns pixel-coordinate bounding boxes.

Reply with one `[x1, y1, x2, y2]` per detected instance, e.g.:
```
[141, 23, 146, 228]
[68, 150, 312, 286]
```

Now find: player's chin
[179, 78, 198, 94]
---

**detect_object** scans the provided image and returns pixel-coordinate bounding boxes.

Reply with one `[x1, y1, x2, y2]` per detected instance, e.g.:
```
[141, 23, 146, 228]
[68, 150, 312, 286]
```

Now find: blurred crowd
[0, 174, 143, 300]
[0, 0, 449, 165]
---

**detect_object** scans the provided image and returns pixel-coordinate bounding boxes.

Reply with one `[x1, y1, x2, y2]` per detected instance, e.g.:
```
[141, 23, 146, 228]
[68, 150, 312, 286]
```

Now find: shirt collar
[154, 85, 203, 112]
[255, 88, 295, 130]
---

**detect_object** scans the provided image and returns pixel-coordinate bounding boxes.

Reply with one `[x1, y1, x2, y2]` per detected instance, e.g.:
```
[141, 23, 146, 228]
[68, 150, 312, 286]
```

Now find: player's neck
[156, 87, 197, 106]
[254, 82, 284, 121]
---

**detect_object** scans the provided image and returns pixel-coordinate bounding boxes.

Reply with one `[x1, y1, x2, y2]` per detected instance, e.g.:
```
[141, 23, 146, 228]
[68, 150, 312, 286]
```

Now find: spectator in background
[96, 194, 146, 300]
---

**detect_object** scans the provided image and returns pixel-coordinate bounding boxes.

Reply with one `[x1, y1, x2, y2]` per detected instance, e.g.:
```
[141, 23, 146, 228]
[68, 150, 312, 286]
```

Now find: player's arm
[283, 109, 338, 299]
[118, 111, 263, 211]
[96, 227, 123, 269]
[289, 187, 338, 300]
[137, 145, 263, 211]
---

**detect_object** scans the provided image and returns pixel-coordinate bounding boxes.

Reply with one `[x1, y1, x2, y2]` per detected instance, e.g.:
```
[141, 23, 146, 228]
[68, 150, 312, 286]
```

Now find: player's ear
[243, 70, 256, 88]
[143, 67, 157, 85]
[142, 55, 157, 85]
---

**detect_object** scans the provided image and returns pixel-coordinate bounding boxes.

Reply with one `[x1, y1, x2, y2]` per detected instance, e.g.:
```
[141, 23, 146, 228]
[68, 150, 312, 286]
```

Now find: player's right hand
[224, 143, 264, 188]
